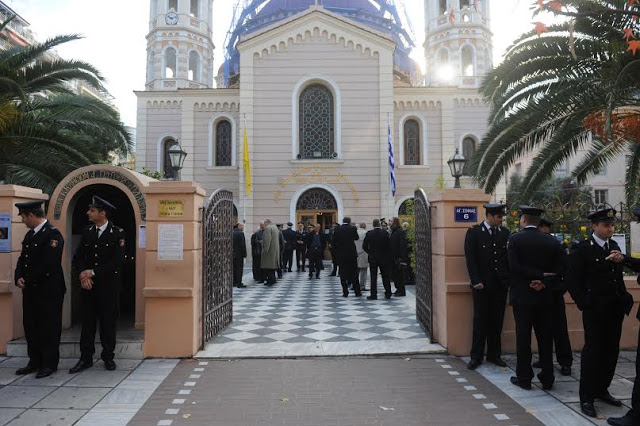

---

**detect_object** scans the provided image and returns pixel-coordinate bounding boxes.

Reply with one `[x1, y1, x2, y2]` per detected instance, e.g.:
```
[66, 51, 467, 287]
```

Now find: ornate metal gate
[414, 188, 434, 341]
[202, 189, 234, 342]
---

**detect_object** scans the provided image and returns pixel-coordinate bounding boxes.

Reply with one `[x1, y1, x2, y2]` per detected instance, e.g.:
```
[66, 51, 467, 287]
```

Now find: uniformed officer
[295, 222, 307, 272]
[70, 196, 125, 373]
[509, 206, 566, 391]
[567, 207, 634, 418]
[464, 203, 510, 370]
[14, 200, 65, 379]
[532, 218, 573, 376]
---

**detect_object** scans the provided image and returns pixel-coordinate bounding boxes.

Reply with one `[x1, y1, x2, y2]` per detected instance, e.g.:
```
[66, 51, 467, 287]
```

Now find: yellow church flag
[243, 126, 252, 195]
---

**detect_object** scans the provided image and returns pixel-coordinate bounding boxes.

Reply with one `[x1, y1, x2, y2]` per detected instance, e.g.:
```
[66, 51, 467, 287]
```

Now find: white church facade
[135, 0, 502, 232]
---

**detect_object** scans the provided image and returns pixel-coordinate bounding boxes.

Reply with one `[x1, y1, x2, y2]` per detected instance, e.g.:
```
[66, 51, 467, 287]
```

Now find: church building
[135, 0, 501, 232]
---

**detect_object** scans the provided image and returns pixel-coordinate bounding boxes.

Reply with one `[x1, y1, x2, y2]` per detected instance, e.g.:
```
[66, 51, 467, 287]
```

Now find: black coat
[295, 230, 307, 250]
[362, 228, 392, 265]
[332, 224, 359, 261]
[507, 227, 566, 306]
[389, 227, 409, 262]
[251, 230, 263, 257]
[73, 222, 125, 286]
[464, 223, 509, 291]
[567, 236, 633, 314]
[305, 231, 326, 259]
[15, 221, 66, 296]
[282, 229, 297, 251]
[233, 230, 247, 259]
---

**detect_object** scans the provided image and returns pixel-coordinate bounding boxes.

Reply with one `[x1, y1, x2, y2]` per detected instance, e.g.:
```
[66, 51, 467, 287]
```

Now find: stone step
[6, 338, 144, 359]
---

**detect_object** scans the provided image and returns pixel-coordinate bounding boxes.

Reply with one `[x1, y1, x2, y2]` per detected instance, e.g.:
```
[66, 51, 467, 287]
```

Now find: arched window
[404, 119, 421, 165]
[164, 47, 176, 78]
[147, 51, 155, 83]
[168, 0, 177, 12]
[163, 138, 177, 179]
[296, 188, 338, 210]
[461, 46, 474, 77]
[188, 51, 200, 81]
[462, 137, 476, 176]
[438, 48, 449, 65]
[299, 84, 334, 159]
[190, 0, 199, 17]
[215, 120, 232, 166]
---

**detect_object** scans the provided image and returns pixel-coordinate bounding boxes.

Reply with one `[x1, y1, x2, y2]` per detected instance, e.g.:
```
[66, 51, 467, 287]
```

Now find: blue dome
[221, 0, 416, 87]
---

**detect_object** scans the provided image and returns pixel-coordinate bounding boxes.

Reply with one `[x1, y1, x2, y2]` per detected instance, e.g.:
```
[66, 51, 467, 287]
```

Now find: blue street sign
[454, 206, 477, 222]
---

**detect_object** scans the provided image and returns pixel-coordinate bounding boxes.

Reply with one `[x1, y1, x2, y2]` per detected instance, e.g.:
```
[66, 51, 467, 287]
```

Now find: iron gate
[202, 189, 234, 342]
[414, 188, 434, 341]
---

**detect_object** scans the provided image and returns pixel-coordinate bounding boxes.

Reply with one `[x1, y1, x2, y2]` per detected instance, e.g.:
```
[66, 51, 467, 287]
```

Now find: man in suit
[328, 223, 340, 276]
[531, 218, 572, 376]
[568, 207, 635, 418]
[282, 222, 297, 273]
[363, 218, 393, 300]
[508, 205, 566, 392]
[295, 222, 307, 272]
[389, 217, 408, 297]
[251, 222, 264, 283]
[332, 217, 361, 297]
[464, 203, 510, 370]
[71, 196, 125, 373]
[260, 219, 280, 286]
[14, 200, 65, 379]
[233, 222, 247, 288]
[305, 224, 325, 279]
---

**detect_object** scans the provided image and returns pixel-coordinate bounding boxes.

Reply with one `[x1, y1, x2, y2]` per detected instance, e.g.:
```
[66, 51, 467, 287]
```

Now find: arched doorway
[70, 184, 136, 326]
[295, 187, 339, 233]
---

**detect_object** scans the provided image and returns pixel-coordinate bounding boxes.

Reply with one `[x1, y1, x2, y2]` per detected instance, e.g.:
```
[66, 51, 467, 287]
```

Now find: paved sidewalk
[130, 356, 542, 426]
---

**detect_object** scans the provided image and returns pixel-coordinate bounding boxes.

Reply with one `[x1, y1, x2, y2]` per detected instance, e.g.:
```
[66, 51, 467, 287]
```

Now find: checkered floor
[209, 264, 426, 345]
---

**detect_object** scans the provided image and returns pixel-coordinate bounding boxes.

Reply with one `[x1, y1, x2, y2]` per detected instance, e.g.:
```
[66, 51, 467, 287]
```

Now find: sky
[9, 0, 541, 128]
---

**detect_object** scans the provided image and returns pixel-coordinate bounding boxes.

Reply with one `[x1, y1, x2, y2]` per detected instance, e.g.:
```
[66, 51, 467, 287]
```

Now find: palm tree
[471, 0, 640, 205]
[0, 18, 132, 194]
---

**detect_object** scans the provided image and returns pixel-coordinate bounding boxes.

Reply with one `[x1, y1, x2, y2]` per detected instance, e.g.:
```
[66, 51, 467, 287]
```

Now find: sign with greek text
[454, 206, 477, 222]
[159, 200, 184, 217]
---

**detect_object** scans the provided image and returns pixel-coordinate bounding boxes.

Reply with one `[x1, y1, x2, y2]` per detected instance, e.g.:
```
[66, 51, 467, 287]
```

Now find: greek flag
[388, 123, 396, 197]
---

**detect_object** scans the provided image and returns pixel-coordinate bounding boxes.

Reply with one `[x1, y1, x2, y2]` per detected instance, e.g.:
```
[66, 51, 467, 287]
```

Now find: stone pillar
[143, 180, 205, 357]
[0, 185, 48, 354]
[430, 188, 489, 356]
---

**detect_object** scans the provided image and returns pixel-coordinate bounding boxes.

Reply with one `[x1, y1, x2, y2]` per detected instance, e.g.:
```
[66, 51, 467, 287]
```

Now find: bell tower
[145, 0, 214, 90]
[423, 0, 493, 87]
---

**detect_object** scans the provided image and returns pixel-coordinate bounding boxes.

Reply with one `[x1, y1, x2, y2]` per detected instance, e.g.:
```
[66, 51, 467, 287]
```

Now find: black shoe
[581, 402, 597, 418]
[288, 269, 292, 272]
[69, 359, 93, 374]
[302, 269, 305, 272]
[361, 288, 369, 291]
[510, 376, 531, 390]
[607, 411, 638, 426]
[532, 361, 542, 369]
[330, 273, 336, 277]
[560, 366, 572, 376]
[15, 365, 38, 375]
[236, 283, 246, 288]
[367, 295, 377, 300]
[384, 293, 392, 299]
[598, 391, 623, 407]
[316, 276, 320, 279]
[487, 358, 507, 367]
[35, 368, 54, 379]
[342, 291, 348, 297]
[541, 382, 553, 391]
[467, 359, 482, 370]
[309, 275, 313, 280]
[257, 280, 264, 284]
[394, 292, 406, 297]
[355, 292, 362, 297]
[104, 360, 116, 371]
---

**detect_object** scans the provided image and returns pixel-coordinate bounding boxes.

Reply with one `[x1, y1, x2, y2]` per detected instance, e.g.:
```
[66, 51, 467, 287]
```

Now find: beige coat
[355, 228, 368, 269]
[260, 224, 281, 269]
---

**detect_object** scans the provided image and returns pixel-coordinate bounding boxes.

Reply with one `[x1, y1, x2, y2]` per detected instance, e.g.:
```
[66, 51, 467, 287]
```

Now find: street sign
[454, 206, 477, 222]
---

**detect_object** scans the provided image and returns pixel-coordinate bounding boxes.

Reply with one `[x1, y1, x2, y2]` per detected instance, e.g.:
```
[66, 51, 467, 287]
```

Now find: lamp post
[167, 141, 187, 180]
[447, 148, 467, 189]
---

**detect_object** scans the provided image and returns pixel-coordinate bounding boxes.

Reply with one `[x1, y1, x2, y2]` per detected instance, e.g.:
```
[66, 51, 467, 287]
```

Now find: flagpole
[242, 113, 246, 223]
[387, 112, 395, 221]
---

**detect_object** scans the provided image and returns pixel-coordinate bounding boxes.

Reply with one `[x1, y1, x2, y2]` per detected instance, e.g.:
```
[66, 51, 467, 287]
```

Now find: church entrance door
[295, 187, 339, 260]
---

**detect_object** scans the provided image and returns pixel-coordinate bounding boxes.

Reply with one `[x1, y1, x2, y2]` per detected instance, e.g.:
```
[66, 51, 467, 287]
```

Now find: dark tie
[604, 242, 609, 253]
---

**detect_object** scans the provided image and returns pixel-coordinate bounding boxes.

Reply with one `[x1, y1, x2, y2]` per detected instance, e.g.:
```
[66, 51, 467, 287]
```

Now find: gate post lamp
[168, 141, 188, 180]
[447, 148, 467, 189]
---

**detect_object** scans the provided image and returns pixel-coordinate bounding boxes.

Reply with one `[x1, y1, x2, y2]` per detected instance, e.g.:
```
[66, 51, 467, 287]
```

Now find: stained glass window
[462, 137, 476, 176]
[299, 84, 334, 159]
[215, 120, 232, 166]
[296, 188, 337, 210]
[404, 119, 420, 165]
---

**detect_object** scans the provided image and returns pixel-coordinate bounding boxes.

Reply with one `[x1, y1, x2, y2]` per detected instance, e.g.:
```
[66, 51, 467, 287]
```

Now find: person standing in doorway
[295, 222, 307, 272]
[355, 222, 368, 291]
[70, 196, 125, 373]
[389, 217, 408, 297]
[14, 200, 65, 379]
[251, 221, 264, 283]
[261, 219, 280, 286]
[464, 203, 510, 370]
[233, 222, 247, 288]
[363, 219, 393, 300]
[282, 222, 296, 273]
[305, 224, 325, 280]
[332, 217, 360, 297]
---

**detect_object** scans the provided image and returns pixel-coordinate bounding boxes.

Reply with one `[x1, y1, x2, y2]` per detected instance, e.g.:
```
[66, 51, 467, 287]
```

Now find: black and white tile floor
[197, 264, 444, 358]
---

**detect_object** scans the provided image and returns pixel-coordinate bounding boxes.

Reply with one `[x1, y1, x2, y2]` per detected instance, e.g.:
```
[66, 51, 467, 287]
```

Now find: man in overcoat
[332, 217, 360, 297]
[260, 219, 280, 286]
[363, 218, 392, 300]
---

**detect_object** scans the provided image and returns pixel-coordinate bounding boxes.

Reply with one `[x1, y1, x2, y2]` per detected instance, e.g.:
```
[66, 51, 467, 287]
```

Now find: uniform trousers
[22, 289, 64, 370]
[549, 293, 573, 367]
[470, 287, 507, 362]
[513, 303, 554, 386]
[579, 299, 625, 403]
[233, 256, 244, 285]
[308, 253, 322, 278]
[296, 247, 306, 270]
[629, 326, 640, 420]
[284, 249, 294, 271]
[369, 260, 392, 298]
[252, 254, 263, 281]
[392, 262, 406, 295]
[80, 283, 118, 362]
